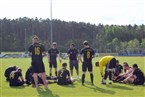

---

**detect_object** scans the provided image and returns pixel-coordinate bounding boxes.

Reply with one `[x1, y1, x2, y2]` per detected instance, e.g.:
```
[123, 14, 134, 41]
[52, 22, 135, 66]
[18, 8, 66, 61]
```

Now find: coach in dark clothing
[4, 66, 17, 81]
[67, 43, 80, 79]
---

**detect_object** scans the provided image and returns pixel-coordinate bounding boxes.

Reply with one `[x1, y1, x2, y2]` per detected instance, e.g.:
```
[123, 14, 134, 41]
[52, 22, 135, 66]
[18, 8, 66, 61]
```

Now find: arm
[47, 53, 50, 63]
[28, 52, 32, 57]
[78, 54, 83, 63]
[42, 52, 46, 57]
[99, 62, 104, 77]
[57, 53, 62, 63]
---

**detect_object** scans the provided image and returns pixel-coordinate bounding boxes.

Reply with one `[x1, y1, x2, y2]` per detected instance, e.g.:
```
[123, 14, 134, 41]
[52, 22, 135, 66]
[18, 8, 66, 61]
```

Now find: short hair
[52, 42, 57, 46]
[83, 40, 89, 46]
[17, 68, 22, 72]
[62, 63, 67, 67]
[116, 60, 119, 63]
[32, 35, 39, 40]
[95, 62, 99, 67]
[123, 62, 129, 67]
[132, 64, 138, 68]
[70, 43, 75, 47]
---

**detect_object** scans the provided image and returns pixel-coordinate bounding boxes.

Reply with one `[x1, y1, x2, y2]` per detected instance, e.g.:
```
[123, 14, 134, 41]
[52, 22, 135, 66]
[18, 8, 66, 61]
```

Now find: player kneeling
[9, 68, 25, 87]
[4, 66, 18, 81]
[57, 63, 75, 85]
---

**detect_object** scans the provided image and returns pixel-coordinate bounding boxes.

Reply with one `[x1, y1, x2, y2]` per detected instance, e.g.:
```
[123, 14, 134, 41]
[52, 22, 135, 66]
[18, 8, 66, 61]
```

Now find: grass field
[0, 56, 145, 97]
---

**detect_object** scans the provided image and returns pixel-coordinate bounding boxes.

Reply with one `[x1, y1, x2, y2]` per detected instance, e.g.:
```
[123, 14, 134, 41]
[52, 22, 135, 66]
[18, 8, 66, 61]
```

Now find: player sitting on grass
[57, 63, 75, 85]
[113, 62, 133, 82]
[4, 66, 18, 81]
[121, 64, 145, 85]
[25, 66, 33, 85]
[114, 60, 123, 77]
[25, 66, 57, 86]
[9, 68, 25, 87]
[95, 56, 117, 84]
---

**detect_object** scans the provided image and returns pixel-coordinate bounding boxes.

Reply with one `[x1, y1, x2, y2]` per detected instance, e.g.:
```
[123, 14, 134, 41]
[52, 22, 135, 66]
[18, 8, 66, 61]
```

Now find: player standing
[67, 43, 80, 79]
[80, 41, 95, 86]
[28, 35, 48, 89]
[47, 42, 61, 76]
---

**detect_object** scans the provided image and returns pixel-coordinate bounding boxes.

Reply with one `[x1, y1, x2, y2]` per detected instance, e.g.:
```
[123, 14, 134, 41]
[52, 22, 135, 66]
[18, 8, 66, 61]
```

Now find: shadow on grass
[106, 84, 133, 90]
[10, 85, 25, 89]
[37, 88, 59, 97]
[58, 84, 76, 88]
[84, 85, 115, 95]
[80, 80, 115, 95]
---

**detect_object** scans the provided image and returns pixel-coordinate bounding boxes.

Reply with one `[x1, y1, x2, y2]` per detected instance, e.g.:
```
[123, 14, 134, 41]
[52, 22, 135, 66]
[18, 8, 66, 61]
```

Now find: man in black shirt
[114, 60, 123, 77]
[80, 41, 95, 86]
[67, 43, 80, 79]
[4, 66, 18, 81]
[28, 35, 48, 89]
[9, 68, 24, 86]
[48, 42, 61, 76]
[57, 63, 74, 85]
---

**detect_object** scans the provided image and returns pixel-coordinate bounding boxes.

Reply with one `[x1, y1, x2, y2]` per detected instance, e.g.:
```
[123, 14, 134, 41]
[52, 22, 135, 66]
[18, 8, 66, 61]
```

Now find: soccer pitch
[0, 57, 145, 97]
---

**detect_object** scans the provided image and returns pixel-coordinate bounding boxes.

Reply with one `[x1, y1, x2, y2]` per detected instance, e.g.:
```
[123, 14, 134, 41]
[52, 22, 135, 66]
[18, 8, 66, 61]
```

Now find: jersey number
[35, 47, 40, 55]
[10, 72, 15, 79]
[87, 51, 90, 59]
[60, 71, 64, 77]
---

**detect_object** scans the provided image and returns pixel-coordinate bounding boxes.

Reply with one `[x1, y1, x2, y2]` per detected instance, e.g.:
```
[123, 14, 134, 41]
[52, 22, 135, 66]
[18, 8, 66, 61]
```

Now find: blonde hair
[32, 35, 39, 40]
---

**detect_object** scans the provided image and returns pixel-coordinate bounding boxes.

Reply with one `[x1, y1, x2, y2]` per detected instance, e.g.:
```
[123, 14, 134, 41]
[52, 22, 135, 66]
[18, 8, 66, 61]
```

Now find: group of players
[4, 35, 145, 89]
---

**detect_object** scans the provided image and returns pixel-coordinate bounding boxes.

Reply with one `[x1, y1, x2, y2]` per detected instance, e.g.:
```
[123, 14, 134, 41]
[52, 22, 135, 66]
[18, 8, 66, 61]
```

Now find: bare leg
[55, 68, 57, 76]
[41, 72, 48, 89]
[71, 70, 73, 76]
[50, 68, 52, 76]
[33, 73, 38, 89]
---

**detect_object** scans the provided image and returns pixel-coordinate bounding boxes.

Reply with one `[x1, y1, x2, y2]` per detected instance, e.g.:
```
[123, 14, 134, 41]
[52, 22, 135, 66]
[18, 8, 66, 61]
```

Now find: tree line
[0, 17, 145, 53]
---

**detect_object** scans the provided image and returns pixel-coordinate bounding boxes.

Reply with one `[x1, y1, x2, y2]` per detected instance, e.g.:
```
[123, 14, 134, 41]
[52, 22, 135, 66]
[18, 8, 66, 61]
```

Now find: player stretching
[80, 41, 95, 86]
[28, 35, 48, 89]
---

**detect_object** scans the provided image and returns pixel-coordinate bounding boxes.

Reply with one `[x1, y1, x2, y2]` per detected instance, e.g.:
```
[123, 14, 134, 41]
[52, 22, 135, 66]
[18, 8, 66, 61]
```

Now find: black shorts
[57, 79, 72, 85]
[133, 78, 144, 85]
[31, 61, 45, 73]
[82, 62, 92, 72]
[10, 81, 24, 86]
[106, 58, 116, 69]
[49, 61, 57, 68]
[69, 60, 78, 70]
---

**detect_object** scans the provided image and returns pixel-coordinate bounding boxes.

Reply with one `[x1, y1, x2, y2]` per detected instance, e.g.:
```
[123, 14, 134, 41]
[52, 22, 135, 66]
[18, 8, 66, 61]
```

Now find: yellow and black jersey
[80, 47, 95, 63]
[99, 56, 115, 76]
[28, 43, 45, 62]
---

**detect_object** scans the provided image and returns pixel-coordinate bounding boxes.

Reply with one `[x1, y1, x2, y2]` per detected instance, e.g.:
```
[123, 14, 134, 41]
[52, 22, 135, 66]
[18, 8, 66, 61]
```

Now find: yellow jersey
[99, 56, 115, 76]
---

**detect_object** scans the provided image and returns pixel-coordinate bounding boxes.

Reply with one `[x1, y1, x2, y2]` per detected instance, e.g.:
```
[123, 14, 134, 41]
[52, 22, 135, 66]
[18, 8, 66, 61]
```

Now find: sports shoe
[109, 80, 112, 84]
[82, 83, 85, 86]
[77, 76, 81, 79]
[91, 83, 94, 86]
[101, 82, 106, 85]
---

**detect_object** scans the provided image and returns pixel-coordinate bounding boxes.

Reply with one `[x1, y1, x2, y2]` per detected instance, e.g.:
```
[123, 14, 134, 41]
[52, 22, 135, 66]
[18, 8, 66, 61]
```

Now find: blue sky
[0, 0, 144, 25]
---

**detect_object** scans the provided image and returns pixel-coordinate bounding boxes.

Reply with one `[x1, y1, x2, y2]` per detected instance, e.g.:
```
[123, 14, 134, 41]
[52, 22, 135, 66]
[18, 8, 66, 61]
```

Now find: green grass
[0, 57, 145, 97]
